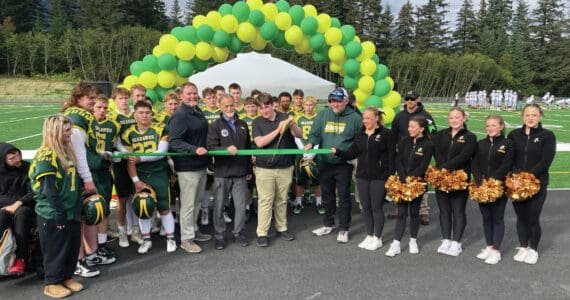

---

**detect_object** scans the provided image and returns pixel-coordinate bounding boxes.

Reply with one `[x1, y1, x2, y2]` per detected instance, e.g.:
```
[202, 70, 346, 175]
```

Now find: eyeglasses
[405, 97, 417, 101]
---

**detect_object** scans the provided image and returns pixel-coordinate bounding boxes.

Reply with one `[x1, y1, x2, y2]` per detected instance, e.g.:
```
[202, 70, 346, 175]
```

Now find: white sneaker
[131, 228, 143, 245]
[312, 226, 335, 236]
[127, 226, 133, 236]
[437, 239, 451, 254]
[358, 236, 373, 249]
[477, 247, 492, 260]
[201, 209, 209, 225]
[485, 250, 501, 265]
[159, 226, 166, 236]
[447, 241, 462, 257]
[118, 228, 129, 248]
[166, 239, 177, 253]
[409, 238, 419, 254]
[337, 231, 349, 243]
[523, 249, 539, 264]
[364, 236, 382, 250]
[513, 247, 529, 262]
[223, 211, 232, 223]
[385, 241, 401, 257]
[137, 240, 152, 254]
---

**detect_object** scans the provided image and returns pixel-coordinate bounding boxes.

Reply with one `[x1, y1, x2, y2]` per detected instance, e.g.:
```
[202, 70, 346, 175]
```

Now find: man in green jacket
[304, 87, 363, 243]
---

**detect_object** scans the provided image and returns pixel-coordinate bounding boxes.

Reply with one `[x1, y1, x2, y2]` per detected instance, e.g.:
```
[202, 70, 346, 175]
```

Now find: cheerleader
[432, 107, 477, 256]
[507, 104, 556, 264]
[471, 115, 514, 264]
[385, 115, 433, 256]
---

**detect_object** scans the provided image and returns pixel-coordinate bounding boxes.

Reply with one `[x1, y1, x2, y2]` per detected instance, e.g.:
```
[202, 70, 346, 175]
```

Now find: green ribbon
[111, 148, 332, 158]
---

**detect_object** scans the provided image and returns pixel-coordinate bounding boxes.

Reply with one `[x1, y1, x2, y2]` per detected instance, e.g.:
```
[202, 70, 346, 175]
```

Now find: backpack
[0, 228, 17, 275]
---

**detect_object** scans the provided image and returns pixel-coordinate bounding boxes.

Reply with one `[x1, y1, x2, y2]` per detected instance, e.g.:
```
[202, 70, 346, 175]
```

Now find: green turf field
[1, 102, 568, 187]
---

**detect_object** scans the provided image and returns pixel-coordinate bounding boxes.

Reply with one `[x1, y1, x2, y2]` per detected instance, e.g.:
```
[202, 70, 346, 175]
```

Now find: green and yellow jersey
[240, 114, 258, 143]
[64, 106, 94, 135]
[295, 113, 317, 143]
[29, 148, 81, 221]
[152, 111, 171, 127]
[121, 125, 169, 174]
[108, 109, 136, 136]
[235, 104, 245, 116]
[279, 108, 296, 118]
[202, 107, 221, 125]
[89, 118, 121, 170]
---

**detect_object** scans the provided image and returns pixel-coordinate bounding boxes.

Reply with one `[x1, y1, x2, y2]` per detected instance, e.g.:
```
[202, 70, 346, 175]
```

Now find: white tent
[189, 52, 335, 99]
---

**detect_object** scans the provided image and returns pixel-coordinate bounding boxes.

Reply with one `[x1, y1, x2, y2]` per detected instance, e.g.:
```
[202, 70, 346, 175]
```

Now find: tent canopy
[189, 52, 335, 99]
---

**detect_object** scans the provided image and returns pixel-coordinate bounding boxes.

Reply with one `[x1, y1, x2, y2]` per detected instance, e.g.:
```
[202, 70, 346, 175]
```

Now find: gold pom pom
[469, 178, 504, 203]
[425, 166, 468, 192]
[386, 175, 426, 203]
[505, 172, 541, 202]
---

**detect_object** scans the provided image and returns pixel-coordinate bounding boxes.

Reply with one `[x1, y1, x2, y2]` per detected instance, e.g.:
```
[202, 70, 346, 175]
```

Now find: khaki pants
[254, 166, 293, 237]
[177, 169, 207, 241]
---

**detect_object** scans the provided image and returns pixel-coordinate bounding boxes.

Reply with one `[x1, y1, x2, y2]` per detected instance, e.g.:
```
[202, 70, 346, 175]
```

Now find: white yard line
[0, 115, 49, 124]
[0, 107, 59, 115]
[7, 133, 43, 143]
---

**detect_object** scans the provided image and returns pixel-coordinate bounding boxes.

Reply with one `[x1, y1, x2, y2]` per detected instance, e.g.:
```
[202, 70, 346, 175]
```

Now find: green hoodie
[308, 105, 363, 164]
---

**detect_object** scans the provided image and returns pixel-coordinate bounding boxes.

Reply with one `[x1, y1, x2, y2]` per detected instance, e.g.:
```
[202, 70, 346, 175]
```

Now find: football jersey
[29, 148, 81, 221]
[202, 107, 221, 125]
[108, 109, 136, 135]
[152, 111, 170, 127]
[89, 118, 121, 170]
[121, 124, 169, 174]
[64, 106, 94, 135]
[240, 114, 258, 143]
[295, 113, 317, 143]
[235, 104, 246, 116]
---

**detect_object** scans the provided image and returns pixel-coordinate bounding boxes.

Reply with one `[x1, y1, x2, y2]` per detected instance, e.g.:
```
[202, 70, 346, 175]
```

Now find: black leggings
[355, 179, 386, 237]
[478, 196, 507, 249]
[0, 206, 34, 259]
[38, 216, 81, 285]
[436, 190, 468, 241]
[512, 185, 547, 250]
[394, 195, 422, 241]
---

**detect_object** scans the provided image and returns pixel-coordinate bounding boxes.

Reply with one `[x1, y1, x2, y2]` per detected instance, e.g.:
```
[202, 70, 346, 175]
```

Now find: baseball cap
[328, 87, 348, 102]
[404, 91, 419, 100]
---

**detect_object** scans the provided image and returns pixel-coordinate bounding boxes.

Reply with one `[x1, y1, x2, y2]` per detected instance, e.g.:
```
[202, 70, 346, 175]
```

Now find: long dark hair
[410, 115, 430, 139]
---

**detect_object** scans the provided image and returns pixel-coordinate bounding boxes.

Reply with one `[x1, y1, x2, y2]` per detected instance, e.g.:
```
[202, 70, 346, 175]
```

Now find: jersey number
[67, 168, 76, 192]
[133, 141, 156, 153]
[96, 132, 106, 152]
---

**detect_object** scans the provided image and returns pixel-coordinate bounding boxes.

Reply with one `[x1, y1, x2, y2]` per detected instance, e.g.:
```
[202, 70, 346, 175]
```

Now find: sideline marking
[7, 133, 42, 143]
[0, 115, 49, 124]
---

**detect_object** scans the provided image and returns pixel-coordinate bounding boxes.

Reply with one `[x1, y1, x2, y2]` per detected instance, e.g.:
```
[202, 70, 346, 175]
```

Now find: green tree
[169, 0, 184, 29]
[415, 0, 450, 52]
[123, 0, 169, 31]
[506, 0, 534, 93]
[452, 0, 479, 53]
[49, 0, 79, 37]
[393, 1, 415, 52]
[478, 0, 512, 61]
[76, 0, 128, 30]
[0, 0, 46, 33]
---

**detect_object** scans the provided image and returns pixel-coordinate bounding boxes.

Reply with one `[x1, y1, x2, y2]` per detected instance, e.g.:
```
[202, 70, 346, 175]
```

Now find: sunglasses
[405, 97, 417, 101]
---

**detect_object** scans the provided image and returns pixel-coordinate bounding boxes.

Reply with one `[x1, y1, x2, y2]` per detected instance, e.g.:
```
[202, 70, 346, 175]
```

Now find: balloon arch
[121, 0, 401, 123]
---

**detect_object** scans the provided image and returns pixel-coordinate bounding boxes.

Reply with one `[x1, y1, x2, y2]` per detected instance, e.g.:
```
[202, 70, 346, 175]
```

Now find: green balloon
[374, 79, 391, 97]
[272, 31, 286, 48]
[177, 60, 195, 77]
[213, 30, 231, 48]
[343, 59, 360, 77]
[158, 53, 177, 71]
[229, 35, 245, 53]
[375, 64, 389, 80]
[340, 25, 356, 45]
[260, 21, 278, 40]
[331, 17, 341, 28]
[130, 61, 145, 76]
[289, 5, 304, 25]
[146, 89, 158, 104]
[249, 9, 265, 27]
[300, 16, 318, 36]
[283, 42, 294, 51]
[171, 27, 185, 41]
[197, 24, 214, 42]
[276, 0, 290, 12]
[309, 33, 326, 50]
[219, 3, 233, 16]
[232, 1, 250, 23]
[344, 41, 362, 59]
[314, 46, 329, 62]
[143, 55, 160, 73]
[343, 76, 359, 90]
[365, 95, 382, 108]
[192, 58, 210, 72]
[312, 51, 327, 62]
[372, 54, 380, 64]
[181, 26, 199, 44]
[155, 86, 170, 100]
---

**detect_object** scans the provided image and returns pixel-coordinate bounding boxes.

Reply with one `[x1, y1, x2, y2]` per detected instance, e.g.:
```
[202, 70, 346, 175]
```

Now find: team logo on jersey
[497, 145, 506, 153]
[324, 121, 346, 133]
[375, 134, 381, 142]
[456, 135, 465, 143]
[415, 147, 424, 156]
[533, 137, 540, 143]
[221, 129, 229, 137]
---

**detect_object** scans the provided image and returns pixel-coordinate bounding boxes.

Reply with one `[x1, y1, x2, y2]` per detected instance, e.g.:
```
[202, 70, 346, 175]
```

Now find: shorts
[138, 168, 171, 212]
[112, 160, 134, 198]
[92, 168, 113, 216]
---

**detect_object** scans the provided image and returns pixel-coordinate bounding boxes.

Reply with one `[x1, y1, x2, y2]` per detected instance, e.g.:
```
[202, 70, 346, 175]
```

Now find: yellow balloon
[220, 15, 239, 33]
[237, 22, 257, 43]
[206, 11, 222, 30]
[353, 88, 370, 103]
[382, 91, 402, 108]
[303, 5, 318, 17]
[157, 70, 176, 89]
[360, 59, 377, 76]
[284, 25, 303, 46]
[123, 75, 139, 89]
[250, 33, 267, 51]
[386, 76, 394, 89]
[139, 71, 157, 89]
[316, 13, 332, 33]
[357, 41, 376, 61]
[328, 45, 345, 62]
[325, 27, 342, 46]
[247, 0, 264, 10]
[192, 15, 207, 28]
[382, 106, 396, 123]
[175, 74, 188, 86]
[153, 45, 165, 57]
[275, 12, 292, 31]
[356, 97, 366, 109]
[195, 42, 213, 60]
[353, 36, 361, 42]
[329, 61, 343, 74]
[261, 3, 278, 21]
[358, 76, 375, 93]
[159, 34, 179, 55]
[175, 41, 196, 61]
[108, 98, 117, 112]
[212, 47, 229, 63]
[294, 36, 311, 54]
